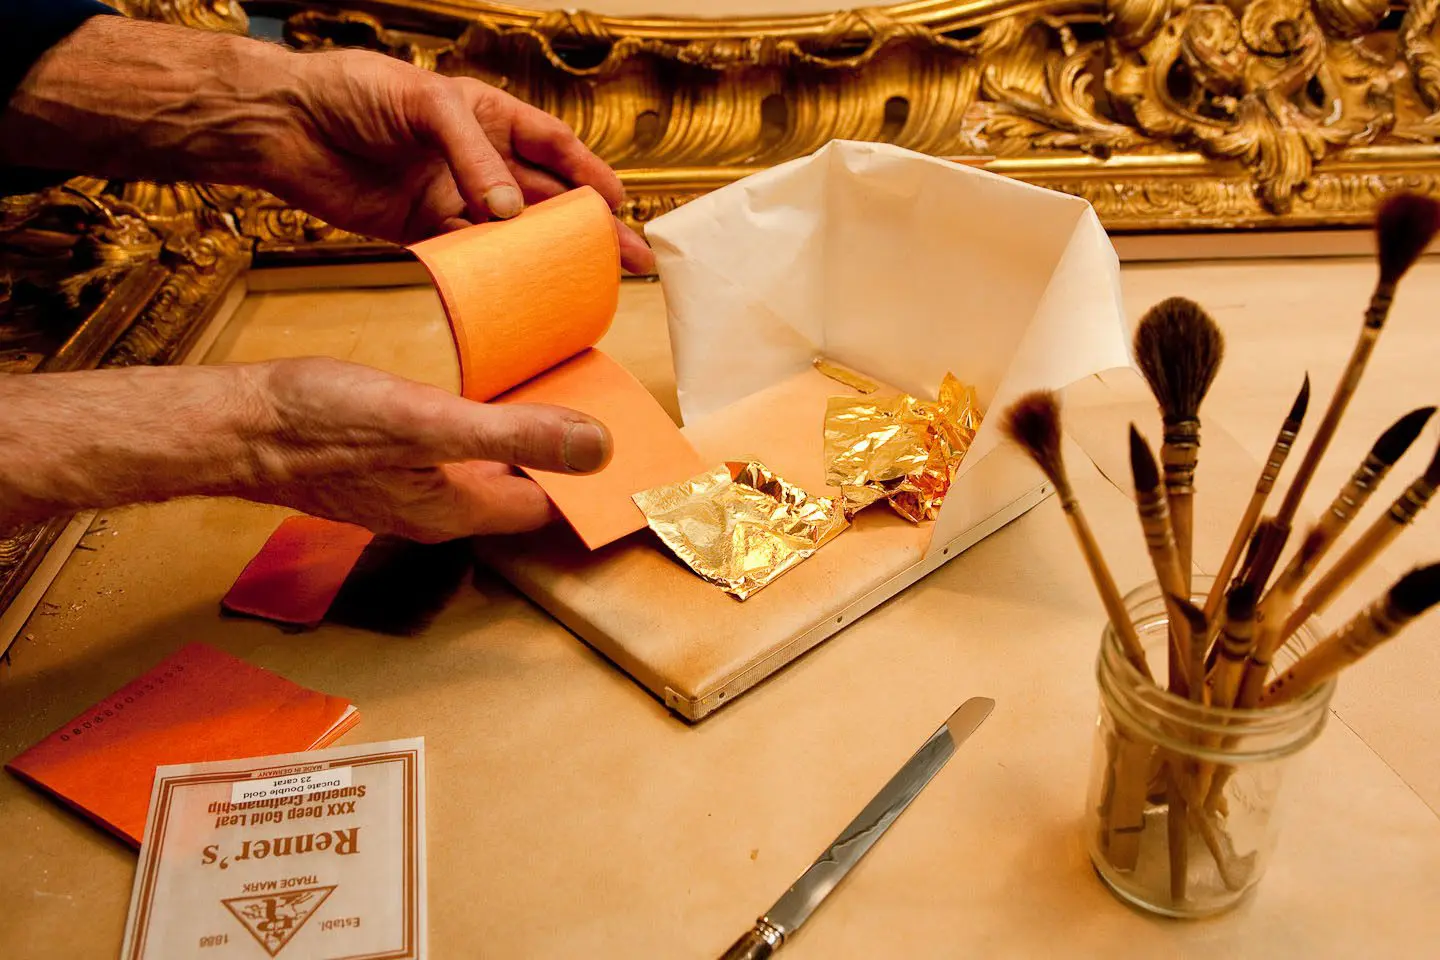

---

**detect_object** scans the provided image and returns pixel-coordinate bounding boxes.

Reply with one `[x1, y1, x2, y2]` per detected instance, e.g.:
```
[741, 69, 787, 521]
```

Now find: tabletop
[2, 255, 1439, 958]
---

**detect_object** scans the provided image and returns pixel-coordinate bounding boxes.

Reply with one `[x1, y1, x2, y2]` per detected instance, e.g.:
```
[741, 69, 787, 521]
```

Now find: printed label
[230, 766, 352, 804]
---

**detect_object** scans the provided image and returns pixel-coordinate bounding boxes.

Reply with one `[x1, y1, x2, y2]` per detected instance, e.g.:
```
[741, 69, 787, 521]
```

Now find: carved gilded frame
[245, 0, 1440, 255]
[4, 0, 1440, 627]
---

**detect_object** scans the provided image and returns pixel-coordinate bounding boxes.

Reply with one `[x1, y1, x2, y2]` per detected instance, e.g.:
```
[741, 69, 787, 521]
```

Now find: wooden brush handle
[1203, 492, 1264, 624]
[1285, 456, 1390, 594]
[1263, 598, 1401, 705]
[1275, 328, 1380, 529]
[1262, 638, 1351, 706]
[1232, 586, 1299, 708]
[1204, 416, 1303, 625]
[1283, 523, 1395, 640]
[1287, 476, 1440, 640]
[1137, 490, 1191, 697]
[1161, 428, 1199, 595]
[1064, 503, 1150, 680]
[1209, 614, 1256, 709]
[1166, 765, 1190, 903]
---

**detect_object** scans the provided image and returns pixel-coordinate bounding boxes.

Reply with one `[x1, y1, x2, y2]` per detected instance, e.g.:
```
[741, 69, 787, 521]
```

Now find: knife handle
[718, 919, 783, 960]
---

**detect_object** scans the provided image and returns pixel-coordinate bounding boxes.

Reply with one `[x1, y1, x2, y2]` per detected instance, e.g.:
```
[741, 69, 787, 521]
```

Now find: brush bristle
[1293, 526, 1328, 571]
[1289, 374, 1311, 425]
[1372, 406, 1436, 466]
[1389, 562, 1440, 618]
[1134, 296, 1225, 421]
[1128, 424, 1160, 493]
[1376, 193, 1440, 284]
[1422, 437, 1440, 486]
[1003, 391, 1065, 486]
[1225, 581, 1258, 622]
[1169, 594, 1208, 635]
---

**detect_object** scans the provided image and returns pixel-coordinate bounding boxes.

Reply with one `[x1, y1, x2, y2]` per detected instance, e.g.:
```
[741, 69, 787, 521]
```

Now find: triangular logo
[222, 885, 336, 957]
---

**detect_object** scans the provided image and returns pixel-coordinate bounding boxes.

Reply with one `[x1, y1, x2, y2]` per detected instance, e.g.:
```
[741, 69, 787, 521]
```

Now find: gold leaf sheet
[823, 373, 981, 522]
[632, 461, 849, 600]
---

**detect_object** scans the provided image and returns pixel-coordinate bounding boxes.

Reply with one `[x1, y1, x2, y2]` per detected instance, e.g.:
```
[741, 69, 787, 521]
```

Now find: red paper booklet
[6, 643, 358, 847]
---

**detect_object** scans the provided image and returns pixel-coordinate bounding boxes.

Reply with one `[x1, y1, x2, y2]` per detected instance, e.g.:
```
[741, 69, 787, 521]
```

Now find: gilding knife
[719, 696, 995, 960]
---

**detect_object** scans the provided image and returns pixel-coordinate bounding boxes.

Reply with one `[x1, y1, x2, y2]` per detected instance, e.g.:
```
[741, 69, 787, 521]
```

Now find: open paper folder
[476, 140, 1133, 720]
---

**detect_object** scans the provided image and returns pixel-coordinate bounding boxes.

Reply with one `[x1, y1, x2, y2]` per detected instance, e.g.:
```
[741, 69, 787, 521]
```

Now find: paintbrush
[1199, 530, 1328, 813]
[1159, 595, 1209, 902]
[1133, 297, 1225, 597]
[1262, 563, 1440, 706]
[1204, 517, 1283, 674]
[1282, 435, 1440, 641]
[1235, 407, 1432, 688]
[1004, 391, 1150, 679]
[1244, 193, 1440, 592]
[1201, 376, 1309, 630]
[1262, 406, 1434, 605]
[1130, 425, 1193, 697]
[1208, 583, 1259, 710]
[1233, 528, 1330, 710]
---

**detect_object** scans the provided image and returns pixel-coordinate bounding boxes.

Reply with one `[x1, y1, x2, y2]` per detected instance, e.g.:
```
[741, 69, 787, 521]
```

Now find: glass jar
[1084, 577, 1335, 918]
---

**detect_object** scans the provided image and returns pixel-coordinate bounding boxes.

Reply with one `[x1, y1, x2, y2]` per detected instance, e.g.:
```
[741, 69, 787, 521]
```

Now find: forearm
[0, 364, 273, 528]
[0, 15, 300, 187]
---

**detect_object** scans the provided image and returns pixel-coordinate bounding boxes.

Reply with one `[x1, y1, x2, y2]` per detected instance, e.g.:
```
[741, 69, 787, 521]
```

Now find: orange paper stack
[6, 643, 358, 846]
[224, 186, 703, 625]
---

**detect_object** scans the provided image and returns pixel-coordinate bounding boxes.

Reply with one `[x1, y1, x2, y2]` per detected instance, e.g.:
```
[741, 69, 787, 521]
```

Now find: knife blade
[718, 697, 995, 960]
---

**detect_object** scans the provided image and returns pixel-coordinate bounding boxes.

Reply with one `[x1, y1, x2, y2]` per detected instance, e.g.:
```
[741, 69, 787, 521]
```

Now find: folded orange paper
[224, 188, 702, 625]
[222, 515, 375, 627]
[410, 185, 704, 548]
[5, 643, 358, 846]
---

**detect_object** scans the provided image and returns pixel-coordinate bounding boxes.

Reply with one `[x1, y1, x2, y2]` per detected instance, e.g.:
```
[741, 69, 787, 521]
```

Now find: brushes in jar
[1001, 190, 1440, 908]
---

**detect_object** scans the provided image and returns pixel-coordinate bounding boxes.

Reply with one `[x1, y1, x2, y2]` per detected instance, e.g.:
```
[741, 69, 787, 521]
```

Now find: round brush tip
[1003, 391, 1064, 481]
[1390, 562, 1440, 619]
[1376, 192, 1440, 284]
[1225, 581, 1258, 620]
[1128, 424, 1159, 492]
[1374, 406, 1437, 466]
[1134, 297, 1225, 419]
[1290, 374, 1311, 423]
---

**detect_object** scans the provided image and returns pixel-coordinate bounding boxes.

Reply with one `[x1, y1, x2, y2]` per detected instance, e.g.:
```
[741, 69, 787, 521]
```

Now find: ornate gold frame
[4, 0, 1440, 626]
[251, 0, 1440, 251]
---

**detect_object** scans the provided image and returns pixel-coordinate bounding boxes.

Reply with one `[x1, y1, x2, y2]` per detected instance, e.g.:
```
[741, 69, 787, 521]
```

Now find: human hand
[235, 357, 611, 541]
[0, 359, 611, 542]
[0, 16, 655, 272]
[266, 47, 655, 272]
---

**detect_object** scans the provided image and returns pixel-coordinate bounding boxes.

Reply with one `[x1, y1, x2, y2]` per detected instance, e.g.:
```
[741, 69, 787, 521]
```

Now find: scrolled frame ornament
[222, 0, 1440, 248]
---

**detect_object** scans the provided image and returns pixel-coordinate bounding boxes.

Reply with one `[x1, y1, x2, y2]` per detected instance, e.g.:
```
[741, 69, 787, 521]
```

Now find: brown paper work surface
[5, 265, 1440, 958]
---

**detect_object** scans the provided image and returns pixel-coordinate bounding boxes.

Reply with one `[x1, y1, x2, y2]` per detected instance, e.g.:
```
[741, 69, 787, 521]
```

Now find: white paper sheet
[646, 140, 1133, 553]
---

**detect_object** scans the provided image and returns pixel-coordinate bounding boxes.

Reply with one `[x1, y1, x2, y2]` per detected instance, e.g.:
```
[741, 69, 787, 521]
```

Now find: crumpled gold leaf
[632, 460, 849, 600]
[823, 373, 982, 522]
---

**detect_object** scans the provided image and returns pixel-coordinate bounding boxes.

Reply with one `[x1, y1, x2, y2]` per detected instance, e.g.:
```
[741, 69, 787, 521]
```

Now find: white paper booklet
[119, 738, 426, 960]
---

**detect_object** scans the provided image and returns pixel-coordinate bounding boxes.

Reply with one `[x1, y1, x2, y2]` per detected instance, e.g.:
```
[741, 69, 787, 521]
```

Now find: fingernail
[563, 421, 611, 473]
[485, 186, 524, 219]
